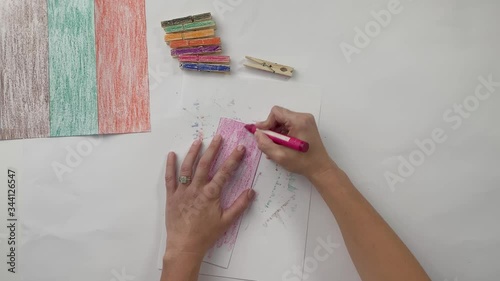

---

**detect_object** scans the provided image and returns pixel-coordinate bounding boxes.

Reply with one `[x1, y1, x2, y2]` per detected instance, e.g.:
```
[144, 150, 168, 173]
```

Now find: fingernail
[193, 139, 201, 145]
[214, 134, 222, 141]
[237, 145, 245, 152]
[247, 189, 256, 200]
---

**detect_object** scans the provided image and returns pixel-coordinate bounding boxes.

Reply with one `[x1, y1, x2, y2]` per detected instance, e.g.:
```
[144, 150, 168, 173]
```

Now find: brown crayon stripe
[0, 0, 50, 140]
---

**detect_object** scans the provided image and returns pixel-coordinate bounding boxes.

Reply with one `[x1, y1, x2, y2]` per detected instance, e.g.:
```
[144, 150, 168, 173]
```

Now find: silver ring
[178, 176, 192, 185]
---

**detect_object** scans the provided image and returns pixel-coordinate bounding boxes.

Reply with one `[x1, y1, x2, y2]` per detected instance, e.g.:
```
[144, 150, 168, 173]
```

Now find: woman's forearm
[309, 168, 431, 281]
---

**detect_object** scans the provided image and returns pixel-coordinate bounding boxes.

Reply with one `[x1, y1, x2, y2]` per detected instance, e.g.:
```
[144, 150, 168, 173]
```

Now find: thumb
[222, 189, 256, 226]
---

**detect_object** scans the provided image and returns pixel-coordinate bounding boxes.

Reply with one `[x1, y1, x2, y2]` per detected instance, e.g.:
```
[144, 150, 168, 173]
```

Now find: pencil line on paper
[202, 260, 230, 269]
[199, 273, 257, 281]
[301, 184, 314, 280]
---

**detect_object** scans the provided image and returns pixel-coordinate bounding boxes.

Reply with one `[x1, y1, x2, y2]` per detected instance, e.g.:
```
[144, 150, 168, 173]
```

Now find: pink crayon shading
[178, 55, 230, 64]
[209, 118, 262, 250]
[170, 45, 221, 57]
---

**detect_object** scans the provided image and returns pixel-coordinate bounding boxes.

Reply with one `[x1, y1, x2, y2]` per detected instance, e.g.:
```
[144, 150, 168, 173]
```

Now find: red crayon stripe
[178, 55, 230, 64]
[95, 0, 150, 134]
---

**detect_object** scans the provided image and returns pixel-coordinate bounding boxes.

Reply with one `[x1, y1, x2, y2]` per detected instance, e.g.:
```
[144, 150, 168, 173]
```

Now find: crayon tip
[244, 124, 256, 133]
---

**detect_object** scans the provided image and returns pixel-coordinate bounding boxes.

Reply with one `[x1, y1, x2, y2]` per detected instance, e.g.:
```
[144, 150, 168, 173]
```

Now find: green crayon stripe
[165, 20, 216, 33]
[184, 20, 216, 31]
[48, 0, 98, 137]
[165, 24, 184, 33]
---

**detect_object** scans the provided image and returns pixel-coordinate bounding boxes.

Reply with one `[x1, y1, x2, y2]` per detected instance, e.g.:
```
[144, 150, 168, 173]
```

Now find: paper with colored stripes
[204, 118, 262, 268]
[0, 0, 150, 140]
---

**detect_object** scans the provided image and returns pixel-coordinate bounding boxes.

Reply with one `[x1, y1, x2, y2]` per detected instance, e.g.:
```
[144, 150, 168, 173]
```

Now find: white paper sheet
[154, 76, 322, 281]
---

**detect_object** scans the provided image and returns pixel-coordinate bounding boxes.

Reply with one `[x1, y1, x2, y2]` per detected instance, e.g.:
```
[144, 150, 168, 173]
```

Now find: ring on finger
[178, 175, 192, 185]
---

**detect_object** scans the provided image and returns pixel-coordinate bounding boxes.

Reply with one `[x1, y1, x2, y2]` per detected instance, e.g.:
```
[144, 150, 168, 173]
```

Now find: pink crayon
[178, 55, 230, 64]
[244, 124, 309, 153]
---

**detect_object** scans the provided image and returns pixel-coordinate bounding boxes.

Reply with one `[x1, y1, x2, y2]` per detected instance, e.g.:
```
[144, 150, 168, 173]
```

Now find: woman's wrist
[162, 249, 204, 281]
[307, 158, 339, 182]
[308, 161, 352, 194]
[163, 249, 204, 266]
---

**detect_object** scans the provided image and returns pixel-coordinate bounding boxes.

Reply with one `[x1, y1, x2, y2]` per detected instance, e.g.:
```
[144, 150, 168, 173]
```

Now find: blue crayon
[180, 63, 230, 73]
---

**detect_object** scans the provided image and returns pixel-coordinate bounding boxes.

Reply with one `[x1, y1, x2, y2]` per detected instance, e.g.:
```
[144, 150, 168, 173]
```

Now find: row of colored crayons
[161, 13, 230, 73]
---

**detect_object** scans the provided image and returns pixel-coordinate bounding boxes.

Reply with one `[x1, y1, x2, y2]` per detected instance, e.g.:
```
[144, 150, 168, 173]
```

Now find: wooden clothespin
[180, 62, 230, 73]
[244, 56, 294, 77]
[178, 55, 230, 64]
[170, 37, 221, 49]
[164, 20, 216, 34]
[171, 45, 222, 57]
[164, 29, 215, 43]
[161, 12, 212, 28]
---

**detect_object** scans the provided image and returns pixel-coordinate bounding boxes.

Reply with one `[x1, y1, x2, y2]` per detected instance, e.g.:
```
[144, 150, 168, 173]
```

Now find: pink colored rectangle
[95, 0, 150, 134]
[206, 118, 262, 267]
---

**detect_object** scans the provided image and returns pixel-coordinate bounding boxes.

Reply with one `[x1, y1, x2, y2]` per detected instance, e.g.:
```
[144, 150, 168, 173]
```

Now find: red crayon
[244, 124, 309, 153]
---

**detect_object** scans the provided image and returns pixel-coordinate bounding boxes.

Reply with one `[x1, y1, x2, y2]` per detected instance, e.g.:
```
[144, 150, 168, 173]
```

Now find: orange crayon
[170, 37, 221, 49]
[165, 29, 215, 43]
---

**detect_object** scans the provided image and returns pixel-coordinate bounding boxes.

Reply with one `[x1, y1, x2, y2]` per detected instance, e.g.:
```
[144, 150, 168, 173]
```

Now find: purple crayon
[171, 45, 222, 57]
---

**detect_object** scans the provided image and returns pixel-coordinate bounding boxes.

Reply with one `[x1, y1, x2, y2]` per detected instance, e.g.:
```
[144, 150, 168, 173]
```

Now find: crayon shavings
[251, 164, 299, 229]
[182, 100, 214, 141]
[161, 12, 231, 73]
[204, 118, 262, 267]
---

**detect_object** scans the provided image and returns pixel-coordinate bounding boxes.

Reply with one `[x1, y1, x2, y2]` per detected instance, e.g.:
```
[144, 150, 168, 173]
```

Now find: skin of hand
[255, 106, 431, 281]
[161, 106, 431, 281]
[255, 106, 337, 179]
[161, 135, 256, 281]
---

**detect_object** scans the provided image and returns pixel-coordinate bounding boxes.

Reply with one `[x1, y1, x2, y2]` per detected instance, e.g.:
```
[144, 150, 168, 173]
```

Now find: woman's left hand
[164, 135, 256, 261]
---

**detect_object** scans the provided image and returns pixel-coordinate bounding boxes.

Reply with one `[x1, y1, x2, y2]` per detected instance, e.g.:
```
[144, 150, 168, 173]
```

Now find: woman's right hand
[255, 106, 337, 180]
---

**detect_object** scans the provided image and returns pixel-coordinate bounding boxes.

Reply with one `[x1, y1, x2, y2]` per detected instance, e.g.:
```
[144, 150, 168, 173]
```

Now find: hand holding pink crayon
[251, 106, 337, 180]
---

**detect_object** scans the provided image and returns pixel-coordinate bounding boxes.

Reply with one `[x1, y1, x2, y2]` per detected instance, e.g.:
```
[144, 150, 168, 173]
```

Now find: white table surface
[5, 0, 500, 281]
